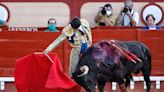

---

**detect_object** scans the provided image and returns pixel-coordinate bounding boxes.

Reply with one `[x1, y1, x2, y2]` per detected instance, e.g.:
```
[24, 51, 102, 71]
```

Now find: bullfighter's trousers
[69, 47, 80, 76]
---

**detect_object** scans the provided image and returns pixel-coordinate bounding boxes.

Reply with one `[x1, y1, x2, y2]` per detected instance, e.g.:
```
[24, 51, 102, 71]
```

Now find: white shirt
[122, 10, 139, 26]
[148, 25, 156, 30]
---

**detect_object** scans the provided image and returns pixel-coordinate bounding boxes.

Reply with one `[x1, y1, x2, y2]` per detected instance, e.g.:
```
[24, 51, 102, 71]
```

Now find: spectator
[142, 14, 161, 30]
[0, 19, 8, 27]
[116, 0, 139, 26]
[45, 18, 58, 32]
[94, 4, 116, 26]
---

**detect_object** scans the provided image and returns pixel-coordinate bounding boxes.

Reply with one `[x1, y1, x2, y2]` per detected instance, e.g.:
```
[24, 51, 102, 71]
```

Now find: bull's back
[119, 41, 151, 60]
[118, 41, 151, 74]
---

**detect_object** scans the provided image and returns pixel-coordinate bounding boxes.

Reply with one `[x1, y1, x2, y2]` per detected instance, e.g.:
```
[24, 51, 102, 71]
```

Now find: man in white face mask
[94, 4, 116, 26]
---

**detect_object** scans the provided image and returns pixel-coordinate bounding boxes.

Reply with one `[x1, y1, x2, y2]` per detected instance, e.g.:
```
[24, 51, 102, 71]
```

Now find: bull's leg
[143, 72, 151, 92]
[114, 72, 127, 92]
[142, 68, 151, 92]
[98, 81, 105, 92]
[124, 75, 132, 87]
[140, 45, 151, 92]
[118, 83, 127, 92]
[112, 65, 127, 92]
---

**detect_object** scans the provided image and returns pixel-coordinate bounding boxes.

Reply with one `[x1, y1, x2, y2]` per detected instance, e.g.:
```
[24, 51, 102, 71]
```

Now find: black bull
[73, 40, 151, 92]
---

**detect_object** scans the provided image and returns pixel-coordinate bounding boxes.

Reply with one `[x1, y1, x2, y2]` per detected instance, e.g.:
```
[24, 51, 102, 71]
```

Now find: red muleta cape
[14, 52, 80, 92]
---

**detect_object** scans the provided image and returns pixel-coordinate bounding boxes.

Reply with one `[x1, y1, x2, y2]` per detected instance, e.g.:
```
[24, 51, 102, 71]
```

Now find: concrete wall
[2, 2, 70, 27]
[1, 2, 164, 27]
[156, 2, 164, 27]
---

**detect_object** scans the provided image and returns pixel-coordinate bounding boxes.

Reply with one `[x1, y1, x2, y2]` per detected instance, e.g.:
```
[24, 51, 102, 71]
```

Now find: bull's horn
[77, 65, 89, 77]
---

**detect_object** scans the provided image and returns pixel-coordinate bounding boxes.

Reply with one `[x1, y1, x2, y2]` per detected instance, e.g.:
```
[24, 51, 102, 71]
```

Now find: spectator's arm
[108, 16, 116, 26]
[94, 11, 102, 23]
[128, 14, 136, 26]
[94, 7, 104, 24]
[116, 13, 124, 26]
[126, 11, 139, 27]
[116, 8, 125, 26]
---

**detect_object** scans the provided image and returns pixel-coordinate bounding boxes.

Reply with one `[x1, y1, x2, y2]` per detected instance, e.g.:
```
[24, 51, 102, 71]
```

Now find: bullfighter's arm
[43, 18, 81, 54]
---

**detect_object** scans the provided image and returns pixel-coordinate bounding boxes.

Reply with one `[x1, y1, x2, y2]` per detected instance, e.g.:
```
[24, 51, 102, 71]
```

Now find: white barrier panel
[0, 76, 164, 90]
[111, 76, 164, 90]
[0, 77, 14, 90]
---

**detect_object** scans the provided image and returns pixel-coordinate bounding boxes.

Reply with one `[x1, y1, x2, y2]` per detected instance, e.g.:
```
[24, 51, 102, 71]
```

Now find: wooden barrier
[0, 29, 164, 76]
[137, 31, 164, 76]
[0, 31, 68, 76]
[0, 28, 164, 91]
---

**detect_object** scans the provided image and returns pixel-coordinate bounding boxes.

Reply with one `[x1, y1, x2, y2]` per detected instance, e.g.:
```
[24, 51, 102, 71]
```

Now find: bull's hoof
[119, 84, 127, 92]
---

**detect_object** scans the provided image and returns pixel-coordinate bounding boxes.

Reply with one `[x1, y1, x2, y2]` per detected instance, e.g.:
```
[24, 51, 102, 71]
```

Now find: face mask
[106, 11, 112, 16]
[0, 19, 5, 24]
[48, 24, 57, 31]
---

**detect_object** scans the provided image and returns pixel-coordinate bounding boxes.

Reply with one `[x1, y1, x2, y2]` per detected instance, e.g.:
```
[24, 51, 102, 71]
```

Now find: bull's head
[72, 46, 100, 92]
[73, 65, 97, 92]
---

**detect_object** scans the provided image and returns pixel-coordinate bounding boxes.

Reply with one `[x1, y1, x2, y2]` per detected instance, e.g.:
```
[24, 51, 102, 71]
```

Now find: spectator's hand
[109, 20, 114, 26]
[98, 7, 104, 12]
[70, 17, 81, 29]
[126, 10, 132, 17]
[120, 7, 124, 13]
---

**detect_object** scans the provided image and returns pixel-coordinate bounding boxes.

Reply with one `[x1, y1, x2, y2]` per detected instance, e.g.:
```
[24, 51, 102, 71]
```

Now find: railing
[0, 76, 164, 91]
[0, 77, 14, 90]
[112, 76, 164, 90]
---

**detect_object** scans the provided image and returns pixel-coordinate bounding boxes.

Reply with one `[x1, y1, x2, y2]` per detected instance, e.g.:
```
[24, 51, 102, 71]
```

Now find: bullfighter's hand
[43, 49, 50, 55]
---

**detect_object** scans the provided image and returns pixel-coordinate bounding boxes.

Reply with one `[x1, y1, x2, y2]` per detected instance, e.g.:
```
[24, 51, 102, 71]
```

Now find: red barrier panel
[137, 31, 164, 76]
[0, 31, 66, 76]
